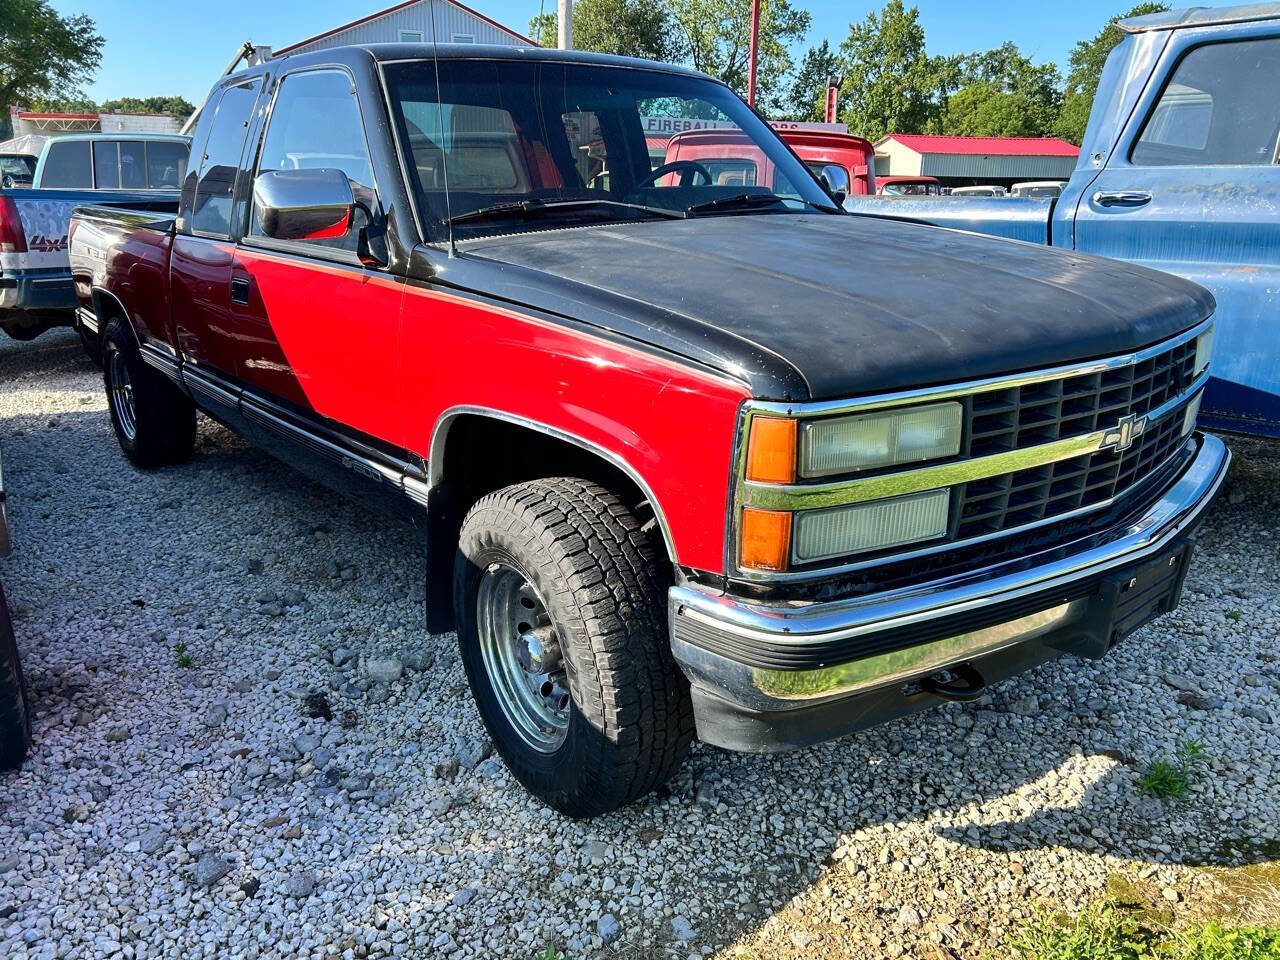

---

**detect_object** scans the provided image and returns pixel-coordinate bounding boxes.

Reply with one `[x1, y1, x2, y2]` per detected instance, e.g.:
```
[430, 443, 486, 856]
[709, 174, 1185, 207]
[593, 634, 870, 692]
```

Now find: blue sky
[52, 0, 1134, 105]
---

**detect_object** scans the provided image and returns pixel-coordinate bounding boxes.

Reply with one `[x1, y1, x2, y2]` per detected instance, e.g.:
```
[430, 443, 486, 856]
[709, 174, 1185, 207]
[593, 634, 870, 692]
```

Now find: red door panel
[169, 235, 242, 375]
[230, 247, 405, 446]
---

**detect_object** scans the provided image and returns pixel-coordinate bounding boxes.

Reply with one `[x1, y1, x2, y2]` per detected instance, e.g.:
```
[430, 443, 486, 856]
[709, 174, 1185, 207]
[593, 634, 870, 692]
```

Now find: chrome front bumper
[669, 433, 1230, 749]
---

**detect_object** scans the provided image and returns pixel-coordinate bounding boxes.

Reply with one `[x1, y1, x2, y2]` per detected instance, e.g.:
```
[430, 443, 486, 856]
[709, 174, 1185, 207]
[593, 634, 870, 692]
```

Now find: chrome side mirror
[253, 168, 355, 242]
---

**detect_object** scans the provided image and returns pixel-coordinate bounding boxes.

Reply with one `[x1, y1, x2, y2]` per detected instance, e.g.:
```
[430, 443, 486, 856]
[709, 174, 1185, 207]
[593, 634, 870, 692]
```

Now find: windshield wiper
[445, 197, 685, 226]
[686, 193, 839, 215]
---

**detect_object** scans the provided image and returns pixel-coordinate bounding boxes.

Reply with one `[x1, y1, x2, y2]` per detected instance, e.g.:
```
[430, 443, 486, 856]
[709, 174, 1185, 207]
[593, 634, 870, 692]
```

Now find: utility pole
[558, 0, 573, 49]
[746, 0, 760, 106]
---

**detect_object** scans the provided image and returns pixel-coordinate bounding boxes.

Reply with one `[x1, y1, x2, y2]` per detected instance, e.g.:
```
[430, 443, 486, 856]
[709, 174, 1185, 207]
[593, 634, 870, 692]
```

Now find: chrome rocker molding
[428, 404, 679, 562]
[673, 432, 1229, 712]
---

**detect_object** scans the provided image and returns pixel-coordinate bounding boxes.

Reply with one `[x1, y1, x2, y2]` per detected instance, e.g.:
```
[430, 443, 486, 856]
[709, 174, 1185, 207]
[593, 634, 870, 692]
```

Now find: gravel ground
[1, 329, 1278, 960]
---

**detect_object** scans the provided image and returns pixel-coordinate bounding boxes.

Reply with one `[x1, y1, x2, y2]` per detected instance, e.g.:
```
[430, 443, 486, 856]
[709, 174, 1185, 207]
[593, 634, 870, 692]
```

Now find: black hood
[454, 213, 1214, 401]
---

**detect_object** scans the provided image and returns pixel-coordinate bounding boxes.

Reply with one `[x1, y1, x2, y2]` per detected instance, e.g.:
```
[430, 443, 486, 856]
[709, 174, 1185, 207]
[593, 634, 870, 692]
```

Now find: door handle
[1092, 190, 1152, 208]
[229, 276, 251, 306]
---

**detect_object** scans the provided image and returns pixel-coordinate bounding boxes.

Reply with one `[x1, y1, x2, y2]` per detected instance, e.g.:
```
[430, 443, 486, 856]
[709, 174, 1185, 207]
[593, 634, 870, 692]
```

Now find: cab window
[40, 140, 92, 188]
[251, 69, 376, 253]
[1132, 37, 1280, 166]
[192, 79, 261, 236]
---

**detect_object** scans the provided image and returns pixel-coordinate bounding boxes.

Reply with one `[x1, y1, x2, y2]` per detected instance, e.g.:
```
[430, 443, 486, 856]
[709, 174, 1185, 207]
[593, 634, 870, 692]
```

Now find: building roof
[1120, 3, 1280, 33]
[876, 134, 1080, 157]
[274, 0, 536, 55]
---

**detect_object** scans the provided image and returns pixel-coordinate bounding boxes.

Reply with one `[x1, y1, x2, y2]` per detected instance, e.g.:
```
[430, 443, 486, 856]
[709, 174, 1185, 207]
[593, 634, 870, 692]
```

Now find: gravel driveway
[1, 330, 1278, 960]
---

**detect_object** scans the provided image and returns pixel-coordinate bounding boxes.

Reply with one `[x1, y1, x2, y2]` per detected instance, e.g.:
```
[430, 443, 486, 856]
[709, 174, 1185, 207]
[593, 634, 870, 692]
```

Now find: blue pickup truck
[0, 133, 187, 348]
[846, 3, 1280, 438]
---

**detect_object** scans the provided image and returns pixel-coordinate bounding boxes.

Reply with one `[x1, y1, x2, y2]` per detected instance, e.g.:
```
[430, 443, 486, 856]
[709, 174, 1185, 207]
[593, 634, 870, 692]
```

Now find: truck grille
[956, 337, 1198, 540]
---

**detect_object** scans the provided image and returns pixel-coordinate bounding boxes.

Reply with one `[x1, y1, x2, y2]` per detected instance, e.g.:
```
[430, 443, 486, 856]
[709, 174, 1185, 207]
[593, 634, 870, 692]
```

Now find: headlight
[792, 489, 950, 562]
[1194, 328, 1213, 377]
[798, 402, 962, 478]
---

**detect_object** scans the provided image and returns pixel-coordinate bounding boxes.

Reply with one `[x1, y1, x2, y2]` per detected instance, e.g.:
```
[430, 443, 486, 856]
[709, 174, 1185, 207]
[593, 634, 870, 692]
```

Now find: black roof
[256, 42, 711, 81]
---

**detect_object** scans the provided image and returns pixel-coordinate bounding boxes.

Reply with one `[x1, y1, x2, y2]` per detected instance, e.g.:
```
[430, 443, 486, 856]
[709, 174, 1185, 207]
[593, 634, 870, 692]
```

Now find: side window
[192, 80, 261, 236]
[251, 69, 376, 252]
[40, 141, 92, 188]
[1133, 37, 1280, 166]
[119, 141, 147, 189]
[93, 142, 120, 189]
[147, 141, 188, 189]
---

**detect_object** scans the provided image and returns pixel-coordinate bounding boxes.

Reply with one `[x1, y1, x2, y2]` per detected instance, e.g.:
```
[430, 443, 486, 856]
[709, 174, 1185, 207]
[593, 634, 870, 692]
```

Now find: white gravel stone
[1, 333, 1278, 959]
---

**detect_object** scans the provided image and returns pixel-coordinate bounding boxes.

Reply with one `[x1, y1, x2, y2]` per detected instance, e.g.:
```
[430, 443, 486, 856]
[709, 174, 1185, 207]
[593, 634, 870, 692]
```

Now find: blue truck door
[1072, 27, 1280, 437]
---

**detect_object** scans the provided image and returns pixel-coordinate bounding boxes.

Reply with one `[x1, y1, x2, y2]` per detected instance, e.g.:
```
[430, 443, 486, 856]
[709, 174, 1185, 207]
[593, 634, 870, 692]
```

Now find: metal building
[272, 0, 535, 56]
[874, 134, 1079, 189]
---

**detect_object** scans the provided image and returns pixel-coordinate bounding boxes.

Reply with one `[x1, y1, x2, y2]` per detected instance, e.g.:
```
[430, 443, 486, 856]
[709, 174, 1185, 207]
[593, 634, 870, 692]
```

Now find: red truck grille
[956, 337, 1199, 540]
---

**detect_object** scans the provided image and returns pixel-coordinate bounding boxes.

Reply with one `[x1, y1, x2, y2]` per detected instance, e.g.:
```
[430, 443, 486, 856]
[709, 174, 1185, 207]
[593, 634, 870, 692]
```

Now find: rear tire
[0, 583, 32, 771]
[453, 478, 694, 817]
[103, 317, 196, 468]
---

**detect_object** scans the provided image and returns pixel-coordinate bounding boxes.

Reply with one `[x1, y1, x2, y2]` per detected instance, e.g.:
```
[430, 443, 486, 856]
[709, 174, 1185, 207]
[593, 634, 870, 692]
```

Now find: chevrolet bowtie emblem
[1101, 412, 1147, 453]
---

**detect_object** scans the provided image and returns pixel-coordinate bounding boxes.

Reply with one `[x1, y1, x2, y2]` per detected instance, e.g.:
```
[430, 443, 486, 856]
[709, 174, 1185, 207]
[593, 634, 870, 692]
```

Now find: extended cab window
[1132, 37, 1280, 166]
[40, 141, 92, 188]
[192, 79, 261, 236]
[250, 69, 376, 252]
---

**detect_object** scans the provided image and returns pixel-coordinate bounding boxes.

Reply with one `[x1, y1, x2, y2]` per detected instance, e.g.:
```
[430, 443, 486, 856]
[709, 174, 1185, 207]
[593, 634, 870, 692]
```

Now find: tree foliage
[0, 0, 103, 139]
[100, 96, 196, 118]
[784, 40, 840, 122]
[1056, 2, 1168, 143]
[943, 42, 1062, 137]
[837, 1, 948, 140]
[529, 0, 680, 63]
[672, 0, 810, 115]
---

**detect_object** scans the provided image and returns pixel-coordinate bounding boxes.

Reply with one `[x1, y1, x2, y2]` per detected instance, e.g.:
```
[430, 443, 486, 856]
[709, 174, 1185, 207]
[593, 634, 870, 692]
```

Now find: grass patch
[1226, 610, 1243, 622]
[1010, 905, 1280, 959]
[172, 641, 192, 669]
[1139, 740, 1207, 801]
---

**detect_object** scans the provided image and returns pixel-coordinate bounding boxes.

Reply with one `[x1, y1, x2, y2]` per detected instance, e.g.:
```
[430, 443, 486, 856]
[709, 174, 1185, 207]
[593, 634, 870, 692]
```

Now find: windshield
[383, 58, 836, 239]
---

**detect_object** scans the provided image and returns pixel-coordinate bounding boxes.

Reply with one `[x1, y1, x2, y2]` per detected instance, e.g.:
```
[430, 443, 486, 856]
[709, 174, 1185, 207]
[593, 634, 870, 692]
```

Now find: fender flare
[428, 405, 678, 564]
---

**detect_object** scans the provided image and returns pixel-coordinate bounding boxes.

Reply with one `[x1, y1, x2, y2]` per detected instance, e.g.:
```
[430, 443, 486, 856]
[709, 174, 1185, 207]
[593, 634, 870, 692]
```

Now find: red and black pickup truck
[69, 44, 1229, 817]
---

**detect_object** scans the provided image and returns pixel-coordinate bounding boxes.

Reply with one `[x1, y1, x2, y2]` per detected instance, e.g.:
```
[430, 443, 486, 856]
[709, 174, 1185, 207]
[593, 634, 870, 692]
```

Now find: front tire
[103, 318, 196, 468]
[0, 584, 32, 771]
[454, 478, 694, 817]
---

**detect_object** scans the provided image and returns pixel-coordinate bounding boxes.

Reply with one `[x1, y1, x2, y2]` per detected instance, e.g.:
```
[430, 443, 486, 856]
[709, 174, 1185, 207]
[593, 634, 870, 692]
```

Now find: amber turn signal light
[740, 507, 792, 572]
[745, 416, 797, 484]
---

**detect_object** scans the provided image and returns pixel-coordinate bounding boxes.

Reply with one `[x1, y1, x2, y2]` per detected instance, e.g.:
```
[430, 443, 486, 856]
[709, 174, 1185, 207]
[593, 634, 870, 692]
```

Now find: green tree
[836, 1, 949, 141]
[100, 96, 197, 118]
[783, 40, 840, 121]
[942, 42, 1062, 136]
[529, 11, 557, 47]
[1056, 2, 1167, 143]
[672, 0, 811, 115]
[528, 0, 681, 62]
[0, 0, 103, 139]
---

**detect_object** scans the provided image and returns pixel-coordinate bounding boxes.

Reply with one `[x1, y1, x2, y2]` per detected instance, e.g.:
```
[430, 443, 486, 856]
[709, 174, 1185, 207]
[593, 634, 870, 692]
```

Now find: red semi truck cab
[70, 45, 1227, 817]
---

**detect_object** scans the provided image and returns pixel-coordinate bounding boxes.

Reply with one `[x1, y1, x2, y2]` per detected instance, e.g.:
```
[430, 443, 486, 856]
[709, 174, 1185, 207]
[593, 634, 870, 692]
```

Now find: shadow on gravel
[1, 333, 1277, 958]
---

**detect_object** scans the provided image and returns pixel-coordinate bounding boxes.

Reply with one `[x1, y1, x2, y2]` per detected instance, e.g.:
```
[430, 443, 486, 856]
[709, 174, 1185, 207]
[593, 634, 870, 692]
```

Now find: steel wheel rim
[476, 562, 570, 753]
[107, 350, 137, 442]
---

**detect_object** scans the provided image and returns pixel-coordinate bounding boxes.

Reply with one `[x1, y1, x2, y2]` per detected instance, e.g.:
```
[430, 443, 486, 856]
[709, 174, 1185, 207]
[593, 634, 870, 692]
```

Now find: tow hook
[919, 662, 986, 702]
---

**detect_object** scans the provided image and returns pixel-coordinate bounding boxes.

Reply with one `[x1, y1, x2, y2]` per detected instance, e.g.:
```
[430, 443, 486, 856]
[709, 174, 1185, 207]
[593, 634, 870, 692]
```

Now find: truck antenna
[428, 0, 456, 256]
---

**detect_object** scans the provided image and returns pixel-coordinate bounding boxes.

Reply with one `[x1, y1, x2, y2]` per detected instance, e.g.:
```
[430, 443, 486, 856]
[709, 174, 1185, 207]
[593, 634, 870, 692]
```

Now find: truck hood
[460, 213, 1215, 400]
